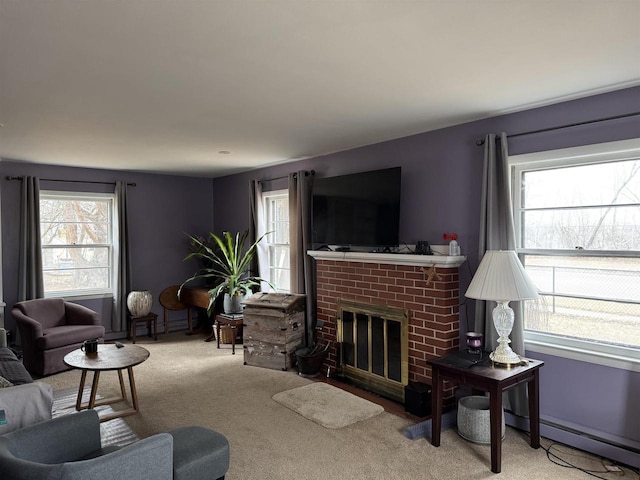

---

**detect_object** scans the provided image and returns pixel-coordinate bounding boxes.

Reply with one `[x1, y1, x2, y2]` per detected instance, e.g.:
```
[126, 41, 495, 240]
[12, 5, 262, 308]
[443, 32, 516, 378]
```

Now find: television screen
[312, 167, 401, 248]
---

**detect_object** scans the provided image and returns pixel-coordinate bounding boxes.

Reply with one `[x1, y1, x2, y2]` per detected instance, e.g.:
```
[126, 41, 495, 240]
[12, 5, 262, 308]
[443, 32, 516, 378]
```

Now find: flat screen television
[312, 167, 401, 249]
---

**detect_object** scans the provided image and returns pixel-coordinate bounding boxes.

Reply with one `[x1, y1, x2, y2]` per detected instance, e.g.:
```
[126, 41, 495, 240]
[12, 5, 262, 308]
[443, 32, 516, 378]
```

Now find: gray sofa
[0, 346, 53, 434]
[0, 409, 230, 480]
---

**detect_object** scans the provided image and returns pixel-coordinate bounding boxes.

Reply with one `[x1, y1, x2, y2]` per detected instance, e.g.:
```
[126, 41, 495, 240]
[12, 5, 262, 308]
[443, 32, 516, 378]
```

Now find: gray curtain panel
[475, 133, 528, 417]
[288, 171, 316, 346]
[249, 179, 269, 288]
[112, 181, 131, 333]
[249, 180, 259, 278]
[18, 176, 44, 301]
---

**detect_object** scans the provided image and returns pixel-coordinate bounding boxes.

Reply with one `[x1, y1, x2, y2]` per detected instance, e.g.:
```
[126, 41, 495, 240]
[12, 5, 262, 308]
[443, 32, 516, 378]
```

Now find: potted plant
[179, 230, 273, 315]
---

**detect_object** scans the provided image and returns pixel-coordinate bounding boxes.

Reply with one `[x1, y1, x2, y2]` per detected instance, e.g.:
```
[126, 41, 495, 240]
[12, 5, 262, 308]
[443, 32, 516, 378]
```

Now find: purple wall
[211, 86, 640, 461]
[212, 86, 640, 273]
[0, 161, 215, 334]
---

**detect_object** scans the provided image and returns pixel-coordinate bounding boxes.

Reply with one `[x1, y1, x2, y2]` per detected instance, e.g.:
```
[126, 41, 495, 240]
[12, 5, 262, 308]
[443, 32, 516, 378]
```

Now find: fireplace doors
[337, 299, 408, 402]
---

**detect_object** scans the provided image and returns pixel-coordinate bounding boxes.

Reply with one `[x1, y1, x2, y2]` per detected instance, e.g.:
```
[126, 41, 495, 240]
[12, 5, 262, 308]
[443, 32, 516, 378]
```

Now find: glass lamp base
[489, 349, 521, 366]
[490, 301, 522, 366]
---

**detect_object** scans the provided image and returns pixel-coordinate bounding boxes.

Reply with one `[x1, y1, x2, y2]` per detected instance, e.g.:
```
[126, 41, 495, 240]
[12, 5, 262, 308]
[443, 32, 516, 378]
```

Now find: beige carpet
[52, 387, 139, 447]
[38, 333, 637, 480]
[273, 382, 384, 429]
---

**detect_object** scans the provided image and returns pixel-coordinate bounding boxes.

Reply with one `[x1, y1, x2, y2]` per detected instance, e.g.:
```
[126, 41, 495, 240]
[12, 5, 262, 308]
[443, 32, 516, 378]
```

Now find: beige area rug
[272, 382, 384, 429]
[52, 387, 139, 447]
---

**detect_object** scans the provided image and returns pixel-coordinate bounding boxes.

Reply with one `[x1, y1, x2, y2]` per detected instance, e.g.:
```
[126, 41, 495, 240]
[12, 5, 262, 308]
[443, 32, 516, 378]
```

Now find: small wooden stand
[127, 313, 158, 344]
[214, 315, 243, 354]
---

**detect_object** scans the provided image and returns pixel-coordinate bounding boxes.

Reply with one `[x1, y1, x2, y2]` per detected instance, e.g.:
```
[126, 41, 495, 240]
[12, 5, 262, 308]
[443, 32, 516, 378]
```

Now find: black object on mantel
[404, 381, 431, 417]
[415, 241, 433, 255]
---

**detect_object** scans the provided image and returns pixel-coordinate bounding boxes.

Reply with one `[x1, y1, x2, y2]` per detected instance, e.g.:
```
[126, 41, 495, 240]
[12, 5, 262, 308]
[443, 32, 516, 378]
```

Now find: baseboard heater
[505, 412, 640, 469]
[540, 418, 640, 455]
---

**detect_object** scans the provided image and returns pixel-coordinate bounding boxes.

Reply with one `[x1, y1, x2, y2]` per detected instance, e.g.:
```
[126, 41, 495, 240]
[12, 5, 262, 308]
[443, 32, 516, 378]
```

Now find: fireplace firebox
[337, 299, 408, 402]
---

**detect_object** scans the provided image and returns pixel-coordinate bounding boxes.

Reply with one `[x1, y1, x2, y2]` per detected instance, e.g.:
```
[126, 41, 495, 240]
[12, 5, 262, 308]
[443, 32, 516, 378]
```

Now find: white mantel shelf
[307, 250, 466, 268]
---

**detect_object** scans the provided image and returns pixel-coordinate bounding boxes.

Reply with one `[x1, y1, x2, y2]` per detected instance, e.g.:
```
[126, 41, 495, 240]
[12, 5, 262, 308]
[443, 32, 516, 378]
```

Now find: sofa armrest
[10, 308, 44, 338]
[65, 302, 102, 326]
[66, 434, 174, 480]
[3, 409, 101, 463]
[0, 382, 53, 434]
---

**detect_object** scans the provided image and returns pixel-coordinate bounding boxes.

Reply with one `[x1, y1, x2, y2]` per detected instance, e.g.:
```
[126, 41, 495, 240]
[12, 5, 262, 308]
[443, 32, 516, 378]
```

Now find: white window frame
[262, 189, 290, 293]
[40, 190, 115, 299]
[510, 138, 640, 371]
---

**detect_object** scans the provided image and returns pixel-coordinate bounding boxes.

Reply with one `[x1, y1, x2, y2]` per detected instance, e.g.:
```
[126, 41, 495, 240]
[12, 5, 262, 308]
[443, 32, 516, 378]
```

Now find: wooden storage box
[242, 293, 306, 371]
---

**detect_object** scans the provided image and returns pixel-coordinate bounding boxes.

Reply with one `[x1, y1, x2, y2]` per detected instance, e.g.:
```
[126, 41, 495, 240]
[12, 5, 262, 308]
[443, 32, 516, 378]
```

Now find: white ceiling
[1, 1, 639, 178]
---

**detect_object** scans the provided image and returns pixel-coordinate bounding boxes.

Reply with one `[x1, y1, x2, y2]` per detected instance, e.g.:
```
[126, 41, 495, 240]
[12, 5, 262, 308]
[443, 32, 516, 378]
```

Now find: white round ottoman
[457, 395, 505, 444]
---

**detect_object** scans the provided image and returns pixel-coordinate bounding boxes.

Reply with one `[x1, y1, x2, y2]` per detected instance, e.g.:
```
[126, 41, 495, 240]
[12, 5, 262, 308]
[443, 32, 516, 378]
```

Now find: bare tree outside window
[40, 192, 114, 296]
[515, 157, 640, 350]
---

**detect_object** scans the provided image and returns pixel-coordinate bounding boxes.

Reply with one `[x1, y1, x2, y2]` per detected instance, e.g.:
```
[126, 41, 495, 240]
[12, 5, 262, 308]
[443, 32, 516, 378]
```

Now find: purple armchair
[12, 298, 105, 377]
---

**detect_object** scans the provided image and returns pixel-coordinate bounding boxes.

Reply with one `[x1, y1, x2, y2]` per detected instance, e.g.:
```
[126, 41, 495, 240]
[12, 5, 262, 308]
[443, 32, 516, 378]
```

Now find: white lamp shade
[465, 250, 539, 302]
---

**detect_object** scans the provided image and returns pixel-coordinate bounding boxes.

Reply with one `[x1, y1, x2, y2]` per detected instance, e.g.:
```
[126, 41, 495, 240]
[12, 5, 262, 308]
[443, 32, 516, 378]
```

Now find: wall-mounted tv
[312, 167, 401, 249]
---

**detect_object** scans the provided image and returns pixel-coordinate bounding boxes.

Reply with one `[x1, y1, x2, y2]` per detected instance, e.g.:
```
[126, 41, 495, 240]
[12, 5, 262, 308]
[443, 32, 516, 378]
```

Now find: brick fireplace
[308, 249, 466, 403]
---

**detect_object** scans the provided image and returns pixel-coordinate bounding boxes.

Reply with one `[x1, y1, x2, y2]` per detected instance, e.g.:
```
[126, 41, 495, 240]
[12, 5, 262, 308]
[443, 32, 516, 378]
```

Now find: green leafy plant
[179, 230, 273, 313]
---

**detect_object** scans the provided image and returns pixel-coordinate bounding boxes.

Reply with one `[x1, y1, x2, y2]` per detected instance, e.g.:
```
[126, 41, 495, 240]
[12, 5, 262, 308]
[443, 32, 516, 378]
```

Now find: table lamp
[465, 250, 539, 366]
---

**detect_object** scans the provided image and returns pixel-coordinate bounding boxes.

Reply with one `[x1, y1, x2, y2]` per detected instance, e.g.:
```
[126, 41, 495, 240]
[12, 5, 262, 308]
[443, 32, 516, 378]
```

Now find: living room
[1, 1, 639, 478]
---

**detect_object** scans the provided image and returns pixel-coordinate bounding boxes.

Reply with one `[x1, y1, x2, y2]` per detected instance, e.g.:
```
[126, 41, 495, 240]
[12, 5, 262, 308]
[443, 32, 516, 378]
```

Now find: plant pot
[127, 290, 153, 316]
[223, 292, 248, 314]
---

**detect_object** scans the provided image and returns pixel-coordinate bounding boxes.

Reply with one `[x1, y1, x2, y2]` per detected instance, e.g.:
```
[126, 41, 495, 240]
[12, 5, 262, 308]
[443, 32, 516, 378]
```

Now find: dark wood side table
[427, 350, 544, 474]
[127, 312, 158, 344]
[213, 314, 243, 354]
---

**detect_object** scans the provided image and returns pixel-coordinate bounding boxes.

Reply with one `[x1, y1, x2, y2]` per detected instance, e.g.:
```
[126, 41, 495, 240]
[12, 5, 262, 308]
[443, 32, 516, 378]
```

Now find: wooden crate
[243, 339, 301, 371]
[242, 293, 306, 371]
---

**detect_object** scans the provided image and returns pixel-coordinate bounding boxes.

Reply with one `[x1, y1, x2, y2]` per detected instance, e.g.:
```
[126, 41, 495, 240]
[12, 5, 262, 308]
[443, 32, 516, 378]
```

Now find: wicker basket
[219, 325, 242, 344]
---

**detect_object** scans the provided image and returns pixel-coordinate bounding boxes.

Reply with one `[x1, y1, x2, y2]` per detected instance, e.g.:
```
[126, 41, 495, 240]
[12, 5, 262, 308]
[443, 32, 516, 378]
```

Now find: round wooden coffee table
[64, 344, 150, 422]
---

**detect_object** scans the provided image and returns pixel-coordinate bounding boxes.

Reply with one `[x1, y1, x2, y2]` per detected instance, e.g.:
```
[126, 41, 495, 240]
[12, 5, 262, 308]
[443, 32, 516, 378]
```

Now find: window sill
[45, 292, 113, 301]
[525, 339, 640, 372]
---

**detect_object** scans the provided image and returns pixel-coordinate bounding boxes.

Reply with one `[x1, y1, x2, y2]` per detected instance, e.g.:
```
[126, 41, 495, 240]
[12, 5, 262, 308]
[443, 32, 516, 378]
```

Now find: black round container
[295, 348, 328, 377]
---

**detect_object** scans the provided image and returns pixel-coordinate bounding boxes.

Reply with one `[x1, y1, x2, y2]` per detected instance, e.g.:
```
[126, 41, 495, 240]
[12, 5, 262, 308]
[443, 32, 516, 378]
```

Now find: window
[511, 139, 640, 369]
[262, 189, 290, 292]
[40, 191, 115, 298]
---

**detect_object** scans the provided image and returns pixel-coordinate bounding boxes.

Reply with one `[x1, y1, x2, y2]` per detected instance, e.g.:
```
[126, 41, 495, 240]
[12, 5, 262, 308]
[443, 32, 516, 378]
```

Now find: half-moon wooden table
[64, 344, 150, 422]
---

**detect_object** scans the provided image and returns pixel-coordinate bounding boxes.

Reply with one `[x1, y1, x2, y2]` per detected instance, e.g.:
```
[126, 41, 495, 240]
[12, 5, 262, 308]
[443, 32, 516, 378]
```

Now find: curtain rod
[5, 176, 136, 187]
[475, 111, 640, 146]
[257, 170, 315, 183]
